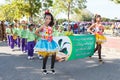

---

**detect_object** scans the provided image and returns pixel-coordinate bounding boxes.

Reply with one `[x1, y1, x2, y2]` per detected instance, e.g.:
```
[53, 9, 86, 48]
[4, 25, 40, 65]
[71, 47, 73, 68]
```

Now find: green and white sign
[54, 34, 96, 61]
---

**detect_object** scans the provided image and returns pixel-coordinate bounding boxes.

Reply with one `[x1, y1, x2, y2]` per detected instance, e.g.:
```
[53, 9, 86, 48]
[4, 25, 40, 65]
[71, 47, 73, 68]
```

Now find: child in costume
[20, 24, 28, 53]
[34, 11, 58, 74]
[10, 23, 21, 50]
[10, 24, 18, 51]
[87, 14, 106, 63]
[6, 24, 12, 46]
[15, 24, 21, 50]
[64, 25, 73, 36]
[27, 24, 36, 60]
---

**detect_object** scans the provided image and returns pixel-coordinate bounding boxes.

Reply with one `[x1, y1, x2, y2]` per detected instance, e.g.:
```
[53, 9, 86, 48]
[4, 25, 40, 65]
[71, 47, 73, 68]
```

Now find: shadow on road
[0, 52, 120, 80]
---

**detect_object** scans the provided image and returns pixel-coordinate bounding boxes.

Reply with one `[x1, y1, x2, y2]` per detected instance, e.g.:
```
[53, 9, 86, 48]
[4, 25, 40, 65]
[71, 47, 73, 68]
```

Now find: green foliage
[27, 0, 41, 17]
[102, 17, 111, 22]
[69, 9, 93, 21]
[0, 0, 29, 21]
[46, 0, 53, 7]
[53, 0, 87, 22]
[0, 0, 87, 22]
[111, 0, 120, 4]
[57, 19, 67, 24]
[81, 9, 93, 21]
[0, 0, 44, 21]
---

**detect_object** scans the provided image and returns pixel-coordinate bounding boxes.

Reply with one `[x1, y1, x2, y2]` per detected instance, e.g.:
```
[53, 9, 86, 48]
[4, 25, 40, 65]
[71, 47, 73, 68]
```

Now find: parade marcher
[20, 24, 28, 53]
[26, 24, 36, 59]
[6, 24, 12, 46]
[34, 11, 58, 74]
[87, 14, 106, 63]
[14, 20, 22, 50]
[9, 23, 17, 51]
[73, 23, 79, 34]
[64, 25, 73, 36]
[111, 22, 115, 35]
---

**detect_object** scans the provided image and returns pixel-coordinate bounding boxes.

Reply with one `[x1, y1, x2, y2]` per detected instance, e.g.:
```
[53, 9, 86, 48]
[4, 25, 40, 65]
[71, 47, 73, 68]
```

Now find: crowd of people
[111, 22, 120, 36]
[0, 11, 61, 74]
[1, 10, 87, 74]
[1, 10, 120, 74]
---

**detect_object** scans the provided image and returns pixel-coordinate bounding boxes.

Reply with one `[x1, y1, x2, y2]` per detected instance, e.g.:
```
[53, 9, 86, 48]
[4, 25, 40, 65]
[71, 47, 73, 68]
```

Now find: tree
[39, 0, 53, 18]
[53, 0, 86, 24]
[102, 17, 111, 22]
[25, 0, 41, 18]
[0, 0, 54, 22]
[6, 0, 42, 18]
[81, 9, 93, 21]
[0, 0, 29, 21]
[25, 0, 53, 22]
[111, 0, 120, 4]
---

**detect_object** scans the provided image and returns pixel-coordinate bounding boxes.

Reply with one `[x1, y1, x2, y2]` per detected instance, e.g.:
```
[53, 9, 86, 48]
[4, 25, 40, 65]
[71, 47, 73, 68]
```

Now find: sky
[0, 0, 120, 19]
[0, 0, 6, 5]
[86, 0, 120, 19]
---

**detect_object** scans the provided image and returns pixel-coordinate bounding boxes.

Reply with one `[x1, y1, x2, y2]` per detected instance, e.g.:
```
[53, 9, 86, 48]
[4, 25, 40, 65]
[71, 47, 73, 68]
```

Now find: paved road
[103, 36, 120, 50]
[0, 37, 120, 80]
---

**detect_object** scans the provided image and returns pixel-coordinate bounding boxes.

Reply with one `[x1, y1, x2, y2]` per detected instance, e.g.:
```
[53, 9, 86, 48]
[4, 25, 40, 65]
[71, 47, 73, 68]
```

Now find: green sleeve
[12, 28, 17, 35]
[6, 28, 9, 33]
[17, 28, 22, 37]
[21, 30, 26, 38]
[26, 30, 36, 42]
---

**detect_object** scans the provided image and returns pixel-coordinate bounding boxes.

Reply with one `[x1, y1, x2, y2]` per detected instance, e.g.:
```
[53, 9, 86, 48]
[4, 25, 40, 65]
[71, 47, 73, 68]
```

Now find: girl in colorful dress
[87, 14, 106, 63]
[34, 11, 58, 74]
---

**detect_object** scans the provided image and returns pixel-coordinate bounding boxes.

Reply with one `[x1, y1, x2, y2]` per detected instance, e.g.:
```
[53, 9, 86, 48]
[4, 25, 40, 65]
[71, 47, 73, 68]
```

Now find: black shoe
[99, 59, 104, 64]
[50, 69, 55, 74]
[42, 69, 48, 74]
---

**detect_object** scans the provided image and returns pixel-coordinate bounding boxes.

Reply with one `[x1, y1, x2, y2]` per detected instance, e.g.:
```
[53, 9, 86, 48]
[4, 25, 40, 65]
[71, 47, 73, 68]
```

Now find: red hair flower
[45, 10, 50, 14]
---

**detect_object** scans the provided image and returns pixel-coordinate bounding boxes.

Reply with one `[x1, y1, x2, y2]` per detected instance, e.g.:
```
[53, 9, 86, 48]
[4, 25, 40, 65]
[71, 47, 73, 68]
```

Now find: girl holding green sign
[87, 14, 106, 63]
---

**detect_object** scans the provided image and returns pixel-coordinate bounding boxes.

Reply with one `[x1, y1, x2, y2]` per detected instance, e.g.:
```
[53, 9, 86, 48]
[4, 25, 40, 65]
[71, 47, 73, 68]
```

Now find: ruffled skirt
[95, 34, 107, 44]
[34, 39, 58, 57]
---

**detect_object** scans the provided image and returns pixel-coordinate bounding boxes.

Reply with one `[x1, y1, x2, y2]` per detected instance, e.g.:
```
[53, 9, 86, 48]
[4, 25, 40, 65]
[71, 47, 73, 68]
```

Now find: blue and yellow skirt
[34, 39, 58, 57]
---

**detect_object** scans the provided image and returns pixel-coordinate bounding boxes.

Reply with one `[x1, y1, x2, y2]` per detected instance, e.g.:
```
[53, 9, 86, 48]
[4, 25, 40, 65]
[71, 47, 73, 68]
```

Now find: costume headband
[45, 10, 50, 14]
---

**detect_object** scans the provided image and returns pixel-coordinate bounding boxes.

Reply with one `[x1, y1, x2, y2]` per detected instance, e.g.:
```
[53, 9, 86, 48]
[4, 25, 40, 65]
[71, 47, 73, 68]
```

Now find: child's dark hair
[9, 23, 14, 27]
[28, 24, 34, 28]
[44, 13, 54, 27]
[94, 14, 101, 23]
